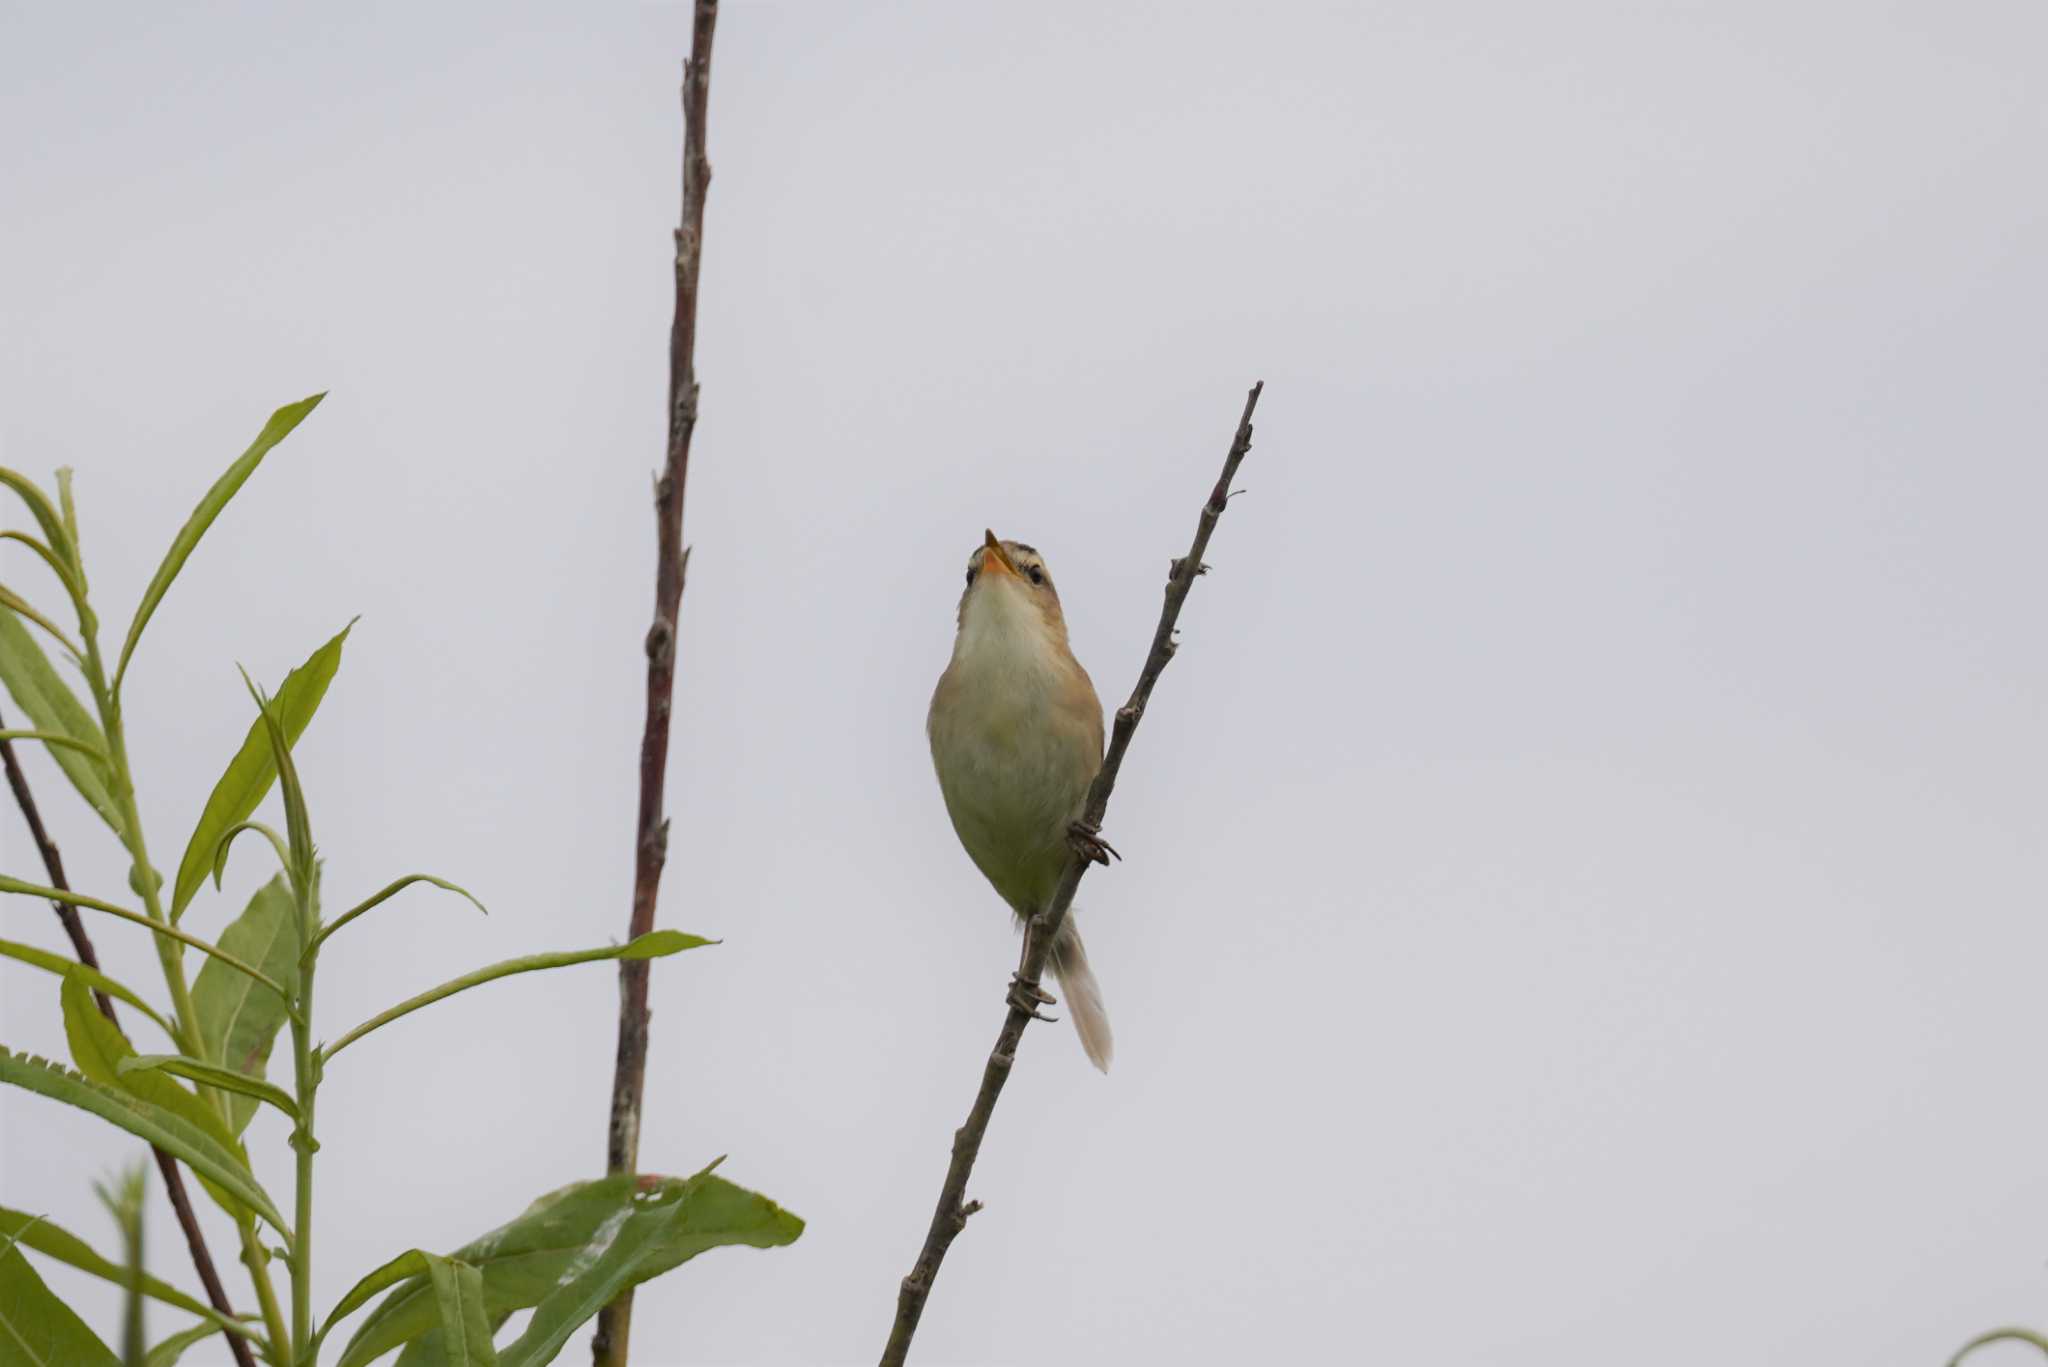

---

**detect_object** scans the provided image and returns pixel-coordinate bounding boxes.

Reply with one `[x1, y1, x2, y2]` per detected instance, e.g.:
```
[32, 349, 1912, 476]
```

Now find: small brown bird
[928, 531, 1117, 1071]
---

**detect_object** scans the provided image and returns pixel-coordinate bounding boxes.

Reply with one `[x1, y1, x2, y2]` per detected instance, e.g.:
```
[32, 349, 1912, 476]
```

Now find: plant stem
[241, 1220, 292, 1366]
[289, 997, 316, 1362]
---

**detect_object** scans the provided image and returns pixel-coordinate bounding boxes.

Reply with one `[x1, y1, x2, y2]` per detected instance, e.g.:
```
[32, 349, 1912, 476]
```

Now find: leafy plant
[0, 398, 800, 1365]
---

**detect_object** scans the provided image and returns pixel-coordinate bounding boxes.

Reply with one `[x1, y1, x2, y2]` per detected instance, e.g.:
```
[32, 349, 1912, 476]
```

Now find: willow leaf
[0, 1048, 286, 1234]
[114, 393, 325, 690]
[170, 621, 350, 921]
[0, 605, 121, 835]
[324, 931, 709, 1062]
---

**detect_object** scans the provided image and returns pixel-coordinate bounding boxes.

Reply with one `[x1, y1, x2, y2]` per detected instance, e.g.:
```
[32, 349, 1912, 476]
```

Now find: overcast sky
[5, 3, 2048, 1365]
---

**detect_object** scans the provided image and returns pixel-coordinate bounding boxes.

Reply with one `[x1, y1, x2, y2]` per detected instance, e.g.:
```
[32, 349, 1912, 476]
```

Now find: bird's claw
[1068, 820, 1120, 866]
[1007, 974, 1058, 1022]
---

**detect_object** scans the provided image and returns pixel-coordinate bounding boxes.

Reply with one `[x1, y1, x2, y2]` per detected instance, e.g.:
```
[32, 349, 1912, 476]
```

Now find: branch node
[644, 617, 675, 665]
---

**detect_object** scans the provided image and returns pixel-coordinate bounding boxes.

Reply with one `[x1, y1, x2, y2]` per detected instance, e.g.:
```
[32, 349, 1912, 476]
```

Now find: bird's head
[957, 529, 1070, 641]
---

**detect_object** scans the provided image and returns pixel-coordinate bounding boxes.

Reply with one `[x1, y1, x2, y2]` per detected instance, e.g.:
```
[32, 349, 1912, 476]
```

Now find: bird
[928, 530, 1119, 1072]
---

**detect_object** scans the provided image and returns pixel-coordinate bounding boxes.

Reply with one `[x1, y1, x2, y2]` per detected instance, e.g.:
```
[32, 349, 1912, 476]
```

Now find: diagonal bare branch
[880, 381, 1266, 1366]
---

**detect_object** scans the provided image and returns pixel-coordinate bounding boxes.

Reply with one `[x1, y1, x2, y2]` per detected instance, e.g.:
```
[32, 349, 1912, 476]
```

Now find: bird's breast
[929, 616, 1100, 915]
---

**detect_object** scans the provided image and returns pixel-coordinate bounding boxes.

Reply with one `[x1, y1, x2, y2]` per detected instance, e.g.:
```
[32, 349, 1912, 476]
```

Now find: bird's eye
[1026, 565, 1045, 586]
[965, 566, 979, 586]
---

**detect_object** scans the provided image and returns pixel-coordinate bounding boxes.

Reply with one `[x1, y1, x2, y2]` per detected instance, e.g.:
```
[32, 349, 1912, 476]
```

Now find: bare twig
[880, 382, 1266, 1367]
[0, 714, 261, 1367]
[591, 4, 719, 1364]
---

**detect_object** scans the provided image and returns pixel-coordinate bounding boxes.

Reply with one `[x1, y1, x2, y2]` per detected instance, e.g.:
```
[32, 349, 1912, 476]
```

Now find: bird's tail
[1048, 918, 1113, 1073]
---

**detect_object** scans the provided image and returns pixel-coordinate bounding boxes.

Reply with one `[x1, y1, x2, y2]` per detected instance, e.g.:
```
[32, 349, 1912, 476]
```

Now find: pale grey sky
[5, 3, 2048, 1365]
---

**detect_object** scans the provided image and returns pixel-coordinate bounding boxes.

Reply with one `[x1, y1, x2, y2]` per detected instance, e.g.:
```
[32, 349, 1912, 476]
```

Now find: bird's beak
[980, 529, 1019, 579]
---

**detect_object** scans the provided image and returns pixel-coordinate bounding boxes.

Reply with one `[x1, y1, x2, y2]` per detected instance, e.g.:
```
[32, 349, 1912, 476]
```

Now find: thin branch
[880, 382, 1265, 1367]
[592, 3, 719, 1364]
[0, 712, 262, 1367]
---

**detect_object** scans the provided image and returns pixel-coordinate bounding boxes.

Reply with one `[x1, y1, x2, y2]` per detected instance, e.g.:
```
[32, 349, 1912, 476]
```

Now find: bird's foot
[1068, 820, 1121, 866]
[1007, 974, 1059, 1022]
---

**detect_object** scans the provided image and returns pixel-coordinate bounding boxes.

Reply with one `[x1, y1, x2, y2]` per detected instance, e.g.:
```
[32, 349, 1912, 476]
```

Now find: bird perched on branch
[929, 531, 1119, 1072]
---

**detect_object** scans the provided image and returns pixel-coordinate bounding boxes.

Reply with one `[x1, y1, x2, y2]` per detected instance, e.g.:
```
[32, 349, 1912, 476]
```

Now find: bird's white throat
[951, 578, 1061, 683]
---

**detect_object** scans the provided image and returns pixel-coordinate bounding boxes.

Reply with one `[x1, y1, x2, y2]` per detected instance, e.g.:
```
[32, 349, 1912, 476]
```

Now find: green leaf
[0, 533, 84, 606]
[238, 673, 314, 885]
[119, 1055, 298, 1122]
[0, 605, 122, 836]
[491, 1198, 671, 1367]
[0, 1231, 122, 1367]
[1951, 1328, 2048, 1366]
[310, 874, 487, 956]
[324, 931, 711, 1062]
[143, 1322, 224, 1367]
[0, 467, 76, 571]
[53, 469, 80, 566]
[0, 727, 107, 760]
[0, 1048, 287, 1236]
[0, 875, 287, 997]
[317, 1249, 431, 1349]
[337, 1171, 801, 1367]
[0, 939, 177, 1043]
[0, 584, 80, 660]
[427, 1257, 495, 1367]
[169, 621, 351, 922]
[209, 821, 291, 894]
[62, 972, 259, 1227]
[0, 1208, 253, 1343]
[113, 393, 325, 691]
[190, 875, 300, 1136]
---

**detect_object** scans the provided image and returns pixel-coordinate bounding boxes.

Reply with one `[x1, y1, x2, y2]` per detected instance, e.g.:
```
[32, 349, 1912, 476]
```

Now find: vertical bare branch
[880, 382, 1266, 1366]
[0, 715, 261, 1367]
[592, 3, 719, 1364]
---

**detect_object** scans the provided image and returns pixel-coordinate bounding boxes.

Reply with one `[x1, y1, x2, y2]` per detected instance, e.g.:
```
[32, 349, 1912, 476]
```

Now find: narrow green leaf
[0, 1232, 122, 1366]
[0, 1048, 287, 1235]
[190, 875, 300, 1137]
[427, 1257, 496, 1367]
[209, 820, 291, 893]
[0, 605, 122, 835]
[63, 972, 258, 1227]
[1951, 1329, 2048, 1366]
[311, 874, 487, 956]
[492, 1200, 676, 1367]
[0, 727, 107, 760]
[392, 1316, 514, 1367]
[0, 468, 74, 569]
[113, 393, 325, 691]
[119, 1055, 298, 1121]
[0, 584, 81, 660]
[169, 621, 351, 921]
[0, 939, 177, 1042]
[0, 532, 84, 605]
[337, 1171, 801, 1367]
[324, 931, 711, 1062]
[0, 874, 287, 997]
[237, 672, 314, 884]
[90, 1161, 147, 1367]
[53, 469, 80, 566]
[317, 1250, 430, 1349]
[143, 1321, 224, 1367]
[0, 1208, 254, 1343]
